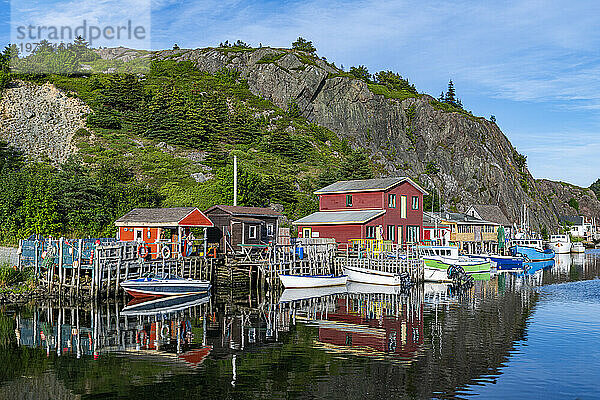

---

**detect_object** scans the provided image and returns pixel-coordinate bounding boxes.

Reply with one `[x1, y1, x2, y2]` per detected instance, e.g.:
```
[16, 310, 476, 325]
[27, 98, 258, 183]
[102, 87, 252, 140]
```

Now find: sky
[1, 0, 599, 187]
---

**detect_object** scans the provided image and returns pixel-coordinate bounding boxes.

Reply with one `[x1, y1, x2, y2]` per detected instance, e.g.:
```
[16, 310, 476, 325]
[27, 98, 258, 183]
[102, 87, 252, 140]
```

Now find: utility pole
[233, 155, 238, 206]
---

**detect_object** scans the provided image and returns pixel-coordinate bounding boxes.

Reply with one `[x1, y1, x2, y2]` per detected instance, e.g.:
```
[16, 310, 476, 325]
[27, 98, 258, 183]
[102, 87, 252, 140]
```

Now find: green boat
[423, 257, 492, 282]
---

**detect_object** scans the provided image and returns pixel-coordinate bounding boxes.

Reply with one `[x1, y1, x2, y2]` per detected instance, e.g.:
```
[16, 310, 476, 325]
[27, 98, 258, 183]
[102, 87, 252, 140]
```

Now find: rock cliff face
[536, 179, 600, 219]
[0, 81, 90, 163]
[97, 47, 585, 229]
[2, 46, 598, 230]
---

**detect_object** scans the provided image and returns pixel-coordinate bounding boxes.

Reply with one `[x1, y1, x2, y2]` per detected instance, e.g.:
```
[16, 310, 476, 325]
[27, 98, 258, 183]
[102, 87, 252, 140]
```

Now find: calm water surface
[1, 251, 599, 399]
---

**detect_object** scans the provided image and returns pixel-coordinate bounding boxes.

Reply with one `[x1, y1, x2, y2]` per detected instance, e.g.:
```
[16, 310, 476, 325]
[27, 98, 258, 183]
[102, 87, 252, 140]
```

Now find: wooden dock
[18, 237, 424, 299]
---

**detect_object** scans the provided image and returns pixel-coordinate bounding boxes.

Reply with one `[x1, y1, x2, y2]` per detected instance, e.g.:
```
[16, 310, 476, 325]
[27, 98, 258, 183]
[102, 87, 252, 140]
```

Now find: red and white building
[294, 177, 428, 244]
[115, 207, 214, 259]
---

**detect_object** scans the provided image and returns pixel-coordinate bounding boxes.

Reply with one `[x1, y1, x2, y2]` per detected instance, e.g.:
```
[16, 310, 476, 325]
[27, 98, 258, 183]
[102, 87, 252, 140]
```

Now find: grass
[0, 264, 35, 294]
[367, 83, 420, 101]
[256, 53, 285, 64]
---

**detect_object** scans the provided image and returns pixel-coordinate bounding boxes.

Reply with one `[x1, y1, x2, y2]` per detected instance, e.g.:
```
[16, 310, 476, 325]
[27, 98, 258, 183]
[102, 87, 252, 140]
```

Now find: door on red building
[303, 227, 312, 238]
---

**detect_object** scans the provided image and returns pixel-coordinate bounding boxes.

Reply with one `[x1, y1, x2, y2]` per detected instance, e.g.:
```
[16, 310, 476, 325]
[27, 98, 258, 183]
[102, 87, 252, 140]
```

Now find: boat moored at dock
[510, 239, 555, 262]
[120, 273, 211, 298]
[278, 274, 348, 288]
[419, 245, 492, 282]
[546, 234, 572, 254]
[571, 242, 585, 253]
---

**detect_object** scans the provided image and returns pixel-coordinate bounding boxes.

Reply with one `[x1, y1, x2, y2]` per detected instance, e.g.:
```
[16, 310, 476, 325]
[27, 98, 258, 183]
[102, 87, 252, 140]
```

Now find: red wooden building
[293, 177, 427, 244]
[115, 207, 213, 259]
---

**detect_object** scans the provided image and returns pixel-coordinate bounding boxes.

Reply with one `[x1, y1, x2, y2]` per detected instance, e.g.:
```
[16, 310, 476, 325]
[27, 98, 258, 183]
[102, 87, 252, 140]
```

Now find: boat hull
[279, 285, 348, 303]
[468, 254, 524, 270]
[343, 265, 408, 286]
[423, 258, 492, 282]
[510, 245, 555, 261]
[278, 274, 348, 288]
[120, 280, 212, 298]
[546, 242, 572, 254]
[571, 244, 585, 253]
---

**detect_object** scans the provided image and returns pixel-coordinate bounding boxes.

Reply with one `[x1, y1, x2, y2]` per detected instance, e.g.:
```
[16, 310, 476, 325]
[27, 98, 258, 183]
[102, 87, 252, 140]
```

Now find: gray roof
[293, 209, 385, 225]
[314, 177, 428, 195]
[559, 215, 583, 225]
[205, 205, 282, 217]
[115, 207, 198, 227]
[468, 205, 511, 226]
[426, 211, 499, 226]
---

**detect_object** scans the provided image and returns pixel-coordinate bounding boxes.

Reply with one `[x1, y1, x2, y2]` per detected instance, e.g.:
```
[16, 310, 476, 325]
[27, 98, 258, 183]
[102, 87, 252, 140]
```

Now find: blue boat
[467, 253, 525, 270]
[510, 244, 555, 262]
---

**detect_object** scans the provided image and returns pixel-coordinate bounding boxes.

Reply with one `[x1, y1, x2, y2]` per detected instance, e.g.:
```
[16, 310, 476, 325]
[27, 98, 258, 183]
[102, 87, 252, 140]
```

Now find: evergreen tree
[590, 179, 600, 200]
[444, 80, 456, 104]
[291, 37, 316, 53]
[349, 65, 371, 82]
[340, 149, 373, 180]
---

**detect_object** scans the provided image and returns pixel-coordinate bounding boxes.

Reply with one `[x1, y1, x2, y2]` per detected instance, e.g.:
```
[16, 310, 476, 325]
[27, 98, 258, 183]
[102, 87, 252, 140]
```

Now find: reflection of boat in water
[523, 259, 555, 275]
[120, 273, 211, 298]
[121, 292, 211, 316]
[278, 285, 348, 303]
[278, 274, 348, 288]
[346, 281, 409, 295]
[178, 347, 213, 367]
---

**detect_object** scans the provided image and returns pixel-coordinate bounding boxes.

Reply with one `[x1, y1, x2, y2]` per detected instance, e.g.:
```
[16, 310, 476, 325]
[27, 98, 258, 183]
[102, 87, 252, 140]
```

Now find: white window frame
[388, 194, 396, 208]
[400, 195, 407, 218]
[266, 223, 274, 236]
[248, 225, 257, 239]
[134, 228, 143, 241]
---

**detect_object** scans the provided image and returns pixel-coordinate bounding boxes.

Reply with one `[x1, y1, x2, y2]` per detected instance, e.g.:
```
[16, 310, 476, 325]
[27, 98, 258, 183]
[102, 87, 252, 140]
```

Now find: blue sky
[1, 0, 599, 187]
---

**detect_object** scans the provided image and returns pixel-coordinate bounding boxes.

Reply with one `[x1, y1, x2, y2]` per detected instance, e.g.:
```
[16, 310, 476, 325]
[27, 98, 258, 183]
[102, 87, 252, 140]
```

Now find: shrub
[568, 198, 579, 211]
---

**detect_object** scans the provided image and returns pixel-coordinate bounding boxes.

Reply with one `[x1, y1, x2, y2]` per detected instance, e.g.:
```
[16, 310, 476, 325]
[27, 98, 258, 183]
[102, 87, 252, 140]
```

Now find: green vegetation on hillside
[0, 45, 376, 243]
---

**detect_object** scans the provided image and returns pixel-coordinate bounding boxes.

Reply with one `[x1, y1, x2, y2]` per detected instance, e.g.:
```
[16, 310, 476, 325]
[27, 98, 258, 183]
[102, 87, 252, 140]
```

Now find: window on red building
[388, 194, 396, 208]
[407, 225, 420, 243]
[366, 226, 376, 238]
[387, 225, 395, 241]
[412, 196, 419, 210]
[346, 194, 353, 207]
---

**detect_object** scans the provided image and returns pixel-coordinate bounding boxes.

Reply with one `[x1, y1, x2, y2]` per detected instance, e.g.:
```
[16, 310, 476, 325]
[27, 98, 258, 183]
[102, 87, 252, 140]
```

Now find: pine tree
[444, 80, 456, 105]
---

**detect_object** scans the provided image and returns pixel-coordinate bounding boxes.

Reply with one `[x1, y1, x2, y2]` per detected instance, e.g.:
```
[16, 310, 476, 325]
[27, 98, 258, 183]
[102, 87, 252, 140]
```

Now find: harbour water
[1, 251, 599, 399]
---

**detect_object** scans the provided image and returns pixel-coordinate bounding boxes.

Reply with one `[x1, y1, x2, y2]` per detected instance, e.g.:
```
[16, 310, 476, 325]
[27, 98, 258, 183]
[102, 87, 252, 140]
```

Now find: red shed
[115, 207, 213, 259]
[294, 177, 427, 245]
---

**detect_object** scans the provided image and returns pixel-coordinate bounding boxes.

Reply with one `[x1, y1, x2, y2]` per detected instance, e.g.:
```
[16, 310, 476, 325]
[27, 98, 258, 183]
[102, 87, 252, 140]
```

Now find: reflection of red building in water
[315, 297, 423, 359]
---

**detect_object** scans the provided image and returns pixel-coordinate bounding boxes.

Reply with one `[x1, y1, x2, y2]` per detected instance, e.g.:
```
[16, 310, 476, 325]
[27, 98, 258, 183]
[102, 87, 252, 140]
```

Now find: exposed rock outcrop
[0, 81, 91, 163]
[96, 47, 585, 228]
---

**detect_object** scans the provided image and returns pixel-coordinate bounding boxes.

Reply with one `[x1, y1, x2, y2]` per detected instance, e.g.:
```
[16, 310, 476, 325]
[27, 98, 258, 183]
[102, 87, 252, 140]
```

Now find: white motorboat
[546, 234, 572, 254]
[571, 242, 585, 253]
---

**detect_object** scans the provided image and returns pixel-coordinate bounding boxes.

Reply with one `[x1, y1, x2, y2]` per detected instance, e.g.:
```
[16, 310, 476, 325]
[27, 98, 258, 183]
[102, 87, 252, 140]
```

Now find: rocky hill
[2, 45, 599, 234]
[93, 46, 600, 229]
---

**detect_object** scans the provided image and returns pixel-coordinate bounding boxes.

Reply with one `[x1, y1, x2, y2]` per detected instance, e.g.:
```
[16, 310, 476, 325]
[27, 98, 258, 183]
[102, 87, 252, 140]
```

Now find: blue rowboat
[467, 254, 525, 270]
[510, 245, 555, 262]
[120, 273, 211, 298]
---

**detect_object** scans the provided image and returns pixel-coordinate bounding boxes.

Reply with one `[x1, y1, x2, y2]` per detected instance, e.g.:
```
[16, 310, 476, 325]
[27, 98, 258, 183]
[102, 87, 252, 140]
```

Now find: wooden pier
[18, 237, 424, 299]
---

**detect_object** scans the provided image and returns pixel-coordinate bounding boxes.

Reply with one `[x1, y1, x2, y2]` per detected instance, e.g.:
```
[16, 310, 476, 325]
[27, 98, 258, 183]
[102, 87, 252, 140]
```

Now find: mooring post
[58, 238, 64, 294]
[76, 239, 82, 298]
